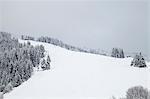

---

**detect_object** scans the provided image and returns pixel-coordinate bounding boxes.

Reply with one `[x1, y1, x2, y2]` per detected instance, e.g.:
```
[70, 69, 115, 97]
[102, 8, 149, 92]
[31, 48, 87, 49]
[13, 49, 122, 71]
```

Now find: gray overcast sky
[0, 0, 149, 56]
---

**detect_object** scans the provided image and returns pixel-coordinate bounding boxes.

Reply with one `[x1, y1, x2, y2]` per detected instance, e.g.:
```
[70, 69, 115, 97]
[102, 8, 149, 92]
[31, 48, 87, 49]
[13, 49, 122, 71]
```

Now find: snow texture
[5, 40, 150, 99]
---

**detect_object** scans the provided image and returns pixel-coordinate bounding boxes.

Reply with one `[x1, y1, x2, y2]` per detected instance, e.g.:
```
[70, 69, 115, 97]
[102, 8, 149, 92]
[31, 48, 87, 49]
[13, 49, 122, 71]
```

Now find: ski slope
[5, 40, 149, 99]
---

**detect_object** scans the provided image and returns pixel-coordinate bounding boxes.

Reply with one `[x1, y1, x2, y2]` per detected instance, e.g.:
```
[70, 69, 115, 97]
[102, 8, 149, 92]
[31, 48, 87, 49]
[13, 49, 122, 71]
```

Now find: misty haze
[0, 0, 149, 57]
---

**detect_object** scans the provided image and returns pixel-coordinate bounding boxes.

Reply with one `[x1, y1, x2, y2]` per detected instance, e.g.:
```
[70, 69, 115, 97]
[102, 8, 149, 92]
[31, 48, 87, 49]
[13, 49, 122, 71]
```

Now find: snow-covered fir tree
[46, 55, 51, 70]
[41, 55, 51, 70]
[3, 83, 13, 94]
[111, 48, 125, 58]
[131, 52, 147, 68]
[41, 59, 46, 70]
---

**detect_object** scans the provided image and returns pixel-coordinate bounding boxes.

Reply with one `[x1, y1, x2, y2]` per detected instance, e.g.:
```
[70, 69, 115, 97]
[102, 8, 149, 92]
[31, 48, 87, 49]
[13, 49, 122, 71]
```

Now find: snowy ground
[5, 40, 149, 99]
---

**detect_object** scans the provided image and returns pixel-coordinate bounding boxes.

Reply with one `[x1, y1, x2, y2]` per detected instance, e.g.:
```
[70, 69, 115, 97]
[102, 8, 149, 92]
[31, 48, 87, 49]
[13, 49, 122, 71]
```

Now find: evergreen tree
[3, 83, 13, 94]
[41, 59, 47, 70]
[47, 55, 51, 65]
[111, 48, 125, 58]
[131, 53, 147, 68]
[12, 70, 22, 87]
[41, 55, 51, 70]
[39, 45, 45, 58]
[46, 55, 51, 70]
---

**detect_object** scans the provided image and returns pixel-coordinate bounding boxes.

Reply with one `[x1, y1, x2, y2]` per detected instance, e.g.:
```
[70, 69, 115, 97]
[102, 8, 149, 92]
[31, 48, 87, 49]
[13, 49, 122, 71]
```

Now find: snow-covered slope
[5, 40, 149, 99]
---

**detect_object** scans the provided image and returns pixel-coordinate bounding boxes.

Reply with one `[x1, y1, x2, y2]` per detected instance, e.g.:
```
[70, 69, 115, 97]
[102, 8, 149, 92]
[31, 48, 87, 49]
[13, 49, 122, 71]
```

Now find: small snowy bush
[113, 86, 149, 99]
[126, 86, 148, 99]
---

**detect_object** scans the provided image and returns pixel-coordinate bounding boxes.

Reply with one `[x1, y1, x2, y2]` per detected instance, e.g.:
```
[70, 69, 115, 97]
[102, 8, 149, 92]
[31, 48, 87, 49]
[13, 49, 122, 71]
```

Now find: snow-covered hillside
[5, 40, 149, 99]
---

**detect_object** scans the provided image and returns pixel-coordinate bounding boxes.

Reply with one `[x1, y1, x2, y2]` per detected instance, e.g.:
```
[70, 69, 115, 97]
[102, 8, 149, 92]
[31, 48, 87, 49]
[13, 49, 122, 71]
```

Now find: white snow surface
[5, 40, 149, 99]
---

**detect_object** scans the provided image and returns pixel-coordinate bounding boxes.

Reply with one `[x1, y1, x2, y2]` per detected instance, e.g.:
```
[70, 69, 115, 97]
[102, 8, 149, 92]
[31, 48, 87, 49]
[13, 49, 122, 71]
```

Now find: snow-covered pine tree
[3, 83, 13, 94]
[111, 48, 125, 58]
[12, 70, 22, 87]
[120, 49, 125, 58]
[131, 52, 147, 68]
[39, 45, 45, 58]
[111, 48, 117, 58]
[41, 55, 51, 70]
[41, 59, 47, 70]
[46, 55, 51, 70]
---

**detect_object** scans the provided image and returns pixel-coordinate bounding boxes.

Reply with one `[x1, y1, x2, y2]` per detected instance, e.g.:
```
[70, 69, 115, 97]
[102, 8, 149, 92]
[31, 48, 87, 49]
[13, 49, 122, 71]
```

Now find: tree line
[21, 35, 108, 55]
[111, 48, 147, 68]
[0, 32, 51, 94]
[21, 35, 147, 68]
